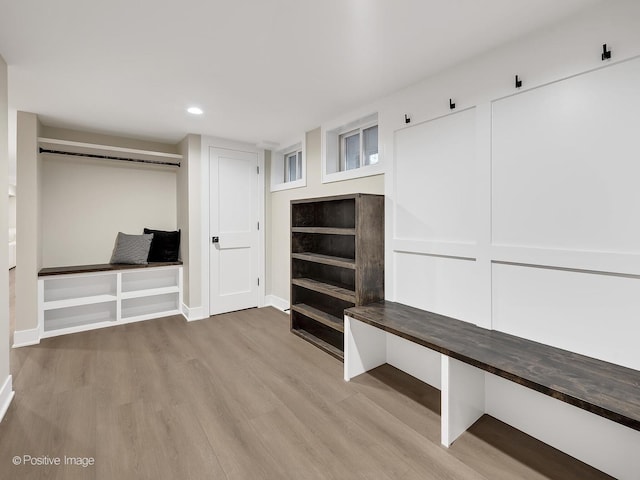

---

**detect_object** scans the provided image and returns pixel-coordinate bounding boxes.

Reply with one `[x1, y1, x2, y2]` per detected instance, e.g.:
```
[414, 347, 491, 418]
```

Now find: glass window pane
[343, 133, 360, 171]
[296, 151, 303, 180]
[287, 153, 298, 182]
[363, 125, 378, 166]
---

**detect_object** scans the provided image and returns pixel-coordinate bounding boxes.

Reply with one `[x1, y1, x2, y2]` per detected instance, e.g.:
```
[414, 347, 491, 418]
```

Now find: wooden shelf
[291, 328, 344, 360]
[292, 252, 355, 270]
[291, 303, 344, 332]
[292, 227, 355, 235]
[38, 137, 182, 163]
[290, 194, 384, 360]
[292, 278, 356, 303]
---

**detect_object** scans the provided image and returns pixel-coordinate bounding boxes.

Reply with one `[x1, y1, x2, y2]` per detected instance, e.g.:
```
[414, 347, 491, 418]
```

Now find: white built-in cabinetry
[38, 264, 182, 338]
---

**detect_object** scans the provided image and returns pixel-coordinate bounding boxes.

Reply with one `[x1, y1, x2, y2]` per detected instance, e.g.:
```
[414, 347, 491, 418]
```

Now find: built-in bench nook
[344, 301, 640, 478]
[38, 262, 183, 338]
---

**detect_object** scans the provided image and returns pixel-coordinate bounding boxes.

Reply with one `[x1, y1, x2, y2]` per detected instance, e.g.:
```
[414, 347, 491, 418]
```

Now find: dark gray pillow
[110, 232, 154, 265]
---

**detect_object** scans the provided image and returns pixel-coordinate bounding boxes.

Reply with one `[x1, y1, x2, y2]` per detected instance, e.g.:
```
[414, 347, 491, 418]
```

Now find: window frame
[270, 138, 306, 192]
[322, 112, 382, 184]
[284, 148, 303, 183]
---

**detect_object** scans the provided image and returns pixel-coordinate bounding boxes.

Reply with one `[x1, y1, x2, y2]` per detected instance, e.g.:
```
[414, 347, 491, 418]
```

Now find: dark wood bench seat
[38, 261, 183, 277]
[345, 301, 640, 432]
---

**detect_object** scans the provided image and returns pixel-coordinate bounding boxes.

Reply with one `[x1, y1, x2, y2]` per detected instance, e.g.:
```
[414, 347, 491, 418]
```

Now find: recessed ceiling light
[187, 107, 203, 115]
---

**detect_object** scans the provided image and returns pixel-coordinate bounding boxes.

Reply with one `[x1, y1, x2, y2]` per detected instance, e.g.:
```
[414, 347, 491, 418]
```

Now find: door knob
[212, 236, 219, 243]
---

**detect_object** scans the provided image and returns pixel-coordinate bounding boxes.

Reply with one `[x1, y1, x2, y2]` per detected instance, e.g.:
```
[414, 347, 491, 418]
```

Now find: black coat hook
[449, 98, 456, 110]
[404, 114, 411, 124]
[602, 43, 611, 61]
[515, 75, 522, 88]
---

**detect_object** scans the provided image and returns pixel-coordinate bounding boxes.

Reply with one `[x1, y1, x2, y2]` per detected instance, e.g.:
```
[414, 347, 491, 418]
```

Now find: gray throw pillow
[110, 232, 154, 265]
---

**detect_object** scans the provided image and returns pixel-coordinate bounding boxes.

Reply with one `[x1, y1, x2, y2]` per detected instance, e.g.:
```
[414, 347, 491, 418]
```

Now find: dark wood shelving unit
[290, 193, 384, 360]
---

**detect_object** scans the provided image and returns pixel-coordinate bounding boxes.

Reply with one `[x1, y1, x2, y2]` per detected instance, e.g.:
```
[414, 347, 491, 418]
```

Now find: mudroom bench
[38, 262, 183, 338]
[344, 301, 640, 479]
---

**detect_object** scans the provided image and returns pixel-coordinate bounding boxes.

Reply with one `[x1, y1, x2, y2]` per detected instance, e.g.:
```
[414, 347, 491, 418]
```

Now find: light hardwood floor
[1, 303, 610, 479]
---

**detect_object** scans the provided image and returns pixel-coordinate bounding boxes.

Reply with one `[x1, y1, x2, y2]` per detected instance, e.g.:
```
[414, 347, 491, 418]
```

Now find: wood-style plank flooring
[1, 306, 611, 479]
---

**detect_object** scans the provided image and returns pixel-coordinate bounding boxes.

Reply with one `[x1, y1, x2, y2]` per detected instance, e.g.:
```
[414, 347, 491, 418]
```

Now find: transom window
[323, 112, 380, 183]
[284, 149, 303, 182]
[270, 139, 306, 192]
[339, 124, 378, 171]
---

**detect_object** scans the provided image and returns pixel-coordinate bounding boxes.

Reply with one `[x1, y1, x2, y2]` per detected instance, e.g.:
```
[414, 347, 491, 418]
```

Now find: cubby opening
[44, 301, 117, 332]
[292, 232, 355, 259]
[292, 260, 355, 293]
[122, 268, 179, 293]
[292, 198, 356, 229]
[292, 286, 354, 321]
[291, 313, 344, 356]
[122, 292, 179, 319]
[43, 274, 116, 302]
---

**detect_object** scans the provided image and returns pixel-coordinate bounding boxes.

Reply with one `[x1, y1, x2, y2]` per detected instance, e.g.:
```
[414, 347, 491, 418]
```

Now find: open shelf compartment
[121, 267, 180, 293]
[291, 314, 344, 361]
[43, 272, 116, 303]
[291, 197, 356, 230]
[121, 292, 180, 320]
[44, 301, 117, 332]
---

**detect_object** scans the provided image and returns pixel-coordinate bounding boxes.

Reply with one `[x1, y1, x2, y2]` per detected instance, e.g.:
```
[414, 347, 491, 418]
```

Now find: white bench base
[344, 315, 640, 480]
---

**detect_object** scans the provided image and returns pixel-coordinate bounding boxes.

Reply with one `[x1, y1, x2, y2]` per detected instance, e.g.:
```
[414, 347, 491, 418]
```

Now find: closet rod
[38, 148, 181, 167]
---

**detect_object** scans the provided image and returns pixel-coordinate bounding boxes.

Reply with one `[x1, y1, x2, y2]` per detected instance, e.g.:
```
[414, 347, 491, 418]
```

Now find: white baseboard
[0, 375, 15, 423]
[13, 327, 40, 348]
[182, 304, 208, 322]
[265, 294, 289, 313]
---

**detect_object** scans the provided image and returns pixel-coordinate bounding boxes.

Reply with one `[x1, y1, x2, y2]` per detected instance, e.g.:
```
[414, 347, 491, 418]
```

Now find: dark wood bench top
[345, 301, 640, 432]
[38, 262, 182, 277]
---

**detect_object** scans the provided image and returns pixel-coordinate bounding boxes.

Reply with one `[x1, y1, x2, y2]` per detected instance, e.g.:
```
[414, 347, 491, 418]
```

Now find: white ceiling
[0, 0, 600, 148]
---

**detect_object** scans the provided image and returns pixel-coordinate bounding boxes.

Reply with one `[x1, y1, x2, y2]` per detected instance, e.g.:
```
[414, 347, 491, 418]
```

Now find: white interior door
[209, 147, 259, 315]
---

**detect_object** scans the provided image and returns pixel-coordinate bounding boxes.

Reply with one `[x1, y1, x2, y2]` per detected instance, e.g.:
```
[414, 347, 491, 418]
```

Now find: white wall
[38, 126, 178, 267]
[41, 155, 177, 266]
[0, 53, 13, 420]
[266, 127, 384, 306]
[380, 0, 640, 368]
[15, 111, 41, 333]
[8, 194, 15, 230]
[368, 2, 640, 476]
[177, 134, 202, 316]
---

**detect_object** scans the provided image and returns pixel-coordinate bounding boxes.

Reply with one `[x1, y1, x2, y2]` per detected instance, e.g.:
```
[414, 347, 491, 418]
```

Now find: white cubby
[38, 265, 182, 338]
[121, 268, 180, 293]
[43, 272, 116, 303]
[44, 301, 117, 333]
[122, 292, 179, 320]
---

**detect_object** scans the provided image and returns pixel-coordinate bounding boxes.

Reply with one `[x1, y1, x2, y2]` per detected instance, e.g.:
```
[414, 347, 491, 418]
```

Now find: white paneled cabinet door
[209, 147, 259, 315]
